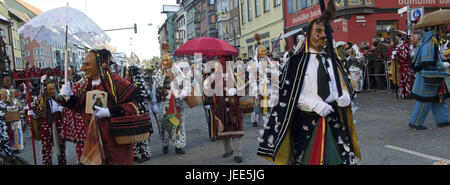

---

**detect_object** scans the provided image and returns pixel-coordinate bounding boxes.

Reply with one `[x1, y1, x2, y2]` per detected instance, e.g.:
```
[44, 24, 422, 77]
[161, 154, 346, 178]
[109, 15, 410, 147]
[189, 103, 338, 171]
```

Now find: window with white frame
[255, 0, 260, 17]
[274, 0, 281, 7]
[241, 1, 246, 24]
[248, 0, 253, 21]
[264, 0, 270, 12]
[15, 57, 21, 69]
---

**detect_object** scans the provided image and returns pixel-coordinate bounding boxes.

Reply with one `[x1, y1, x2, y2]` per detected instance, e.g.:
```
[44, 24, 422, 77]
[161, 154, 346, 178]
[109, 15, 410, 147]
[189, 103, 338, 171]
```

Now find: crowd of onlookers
[12, 67, 64, 80]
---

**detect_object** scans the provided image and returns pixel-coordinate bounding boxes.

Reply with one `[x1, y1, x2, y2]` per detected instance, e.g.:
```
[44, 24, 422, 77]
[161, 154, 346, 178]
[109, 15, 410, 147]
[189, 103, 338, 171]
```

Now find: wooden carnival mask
[257, 45, 267, 59]
[162, 54, 172, 69]
[46, 83, 56, 99]
[308, 21, 327, 52]
[0, 89, 7, 100]
[80, 53, 100, 80]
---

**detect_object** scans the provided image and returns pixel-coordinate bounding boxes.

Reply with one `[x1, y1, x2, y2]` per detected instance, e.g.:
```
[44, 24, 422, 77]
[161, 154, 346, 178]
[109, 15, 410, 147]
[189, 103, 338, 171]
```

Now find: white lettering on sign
[292, 8, 322, 24]
[292, 13, 310, 24]
[356, 16, 365, 19]
[310, 8, 321, 18]
[397, 0, 450, 5]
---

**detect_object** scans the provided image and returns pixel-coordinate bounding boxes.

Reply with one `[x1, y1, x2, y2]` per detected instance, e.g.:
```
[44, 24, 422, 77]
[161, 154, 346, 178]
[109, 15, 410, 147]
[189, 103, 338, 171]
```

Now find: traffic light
[134, 23, 137, 34]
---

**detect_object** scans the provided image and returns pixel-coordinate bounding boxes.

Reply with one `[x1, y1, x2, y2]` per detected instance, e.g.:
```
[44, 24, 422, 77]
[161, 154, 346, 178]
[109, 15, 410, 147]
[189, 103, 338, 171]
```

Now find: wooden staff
[25, 62, 37, 165]
[152, 111, 162, 135]
[270, 33, 283, 56]
[319, 0, 355, 154]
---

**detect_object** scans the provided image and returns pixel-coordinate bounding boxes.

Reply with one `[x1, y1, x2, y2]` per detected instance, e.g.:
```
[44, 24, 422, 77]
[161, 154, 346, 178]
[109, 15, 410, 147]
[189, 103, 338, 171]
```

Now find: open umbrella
[413, 9, 450, 30]
[175, 37, 238, 57]
[18, 6, 110, 84]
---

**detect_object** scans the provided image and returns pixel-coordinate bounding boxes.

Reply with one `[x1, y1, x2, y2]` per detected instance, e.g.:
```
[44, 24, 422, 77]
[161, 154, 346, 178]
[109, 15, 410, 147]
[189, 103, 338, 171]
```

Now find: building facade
[24, 38, 53, 69]
[217, 0, 241, 49]
[174, 6, 186, 51]
[238, 0, 285, 59]
[283, 0, 450, 49]
[4, 0, 41, 19]
[161, 4, 181, 54]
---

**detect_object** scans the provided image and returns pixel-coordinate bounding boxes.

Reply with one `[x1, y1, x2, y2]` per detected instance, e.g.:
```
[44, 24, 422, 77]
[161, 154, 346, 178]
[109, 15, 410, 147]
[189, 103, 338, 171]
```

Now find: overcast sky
[24, 0, 177, 60]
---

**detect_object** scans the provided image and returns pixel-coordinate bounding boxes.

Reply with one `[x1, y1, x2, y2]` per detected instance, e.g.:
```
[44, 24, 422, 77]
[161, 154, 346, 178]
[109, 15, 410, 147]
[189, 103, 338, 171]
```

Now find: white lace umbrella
[18, 6, 111, 84]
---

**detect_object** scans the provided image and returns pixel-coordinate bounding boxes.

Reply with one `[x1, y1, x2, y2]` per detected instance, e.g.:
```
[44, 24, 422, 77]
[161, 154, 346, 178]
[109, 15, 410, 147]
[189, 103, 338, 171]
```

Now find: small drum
[239, 97, 254, 115]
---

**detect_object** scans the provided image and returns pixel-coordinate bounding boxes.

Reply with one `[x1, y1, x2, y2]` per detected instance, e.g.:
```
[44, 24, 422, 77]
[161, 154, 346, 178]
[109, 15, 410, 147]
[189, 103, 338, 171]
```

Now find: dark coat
[256, 47, 360, 165]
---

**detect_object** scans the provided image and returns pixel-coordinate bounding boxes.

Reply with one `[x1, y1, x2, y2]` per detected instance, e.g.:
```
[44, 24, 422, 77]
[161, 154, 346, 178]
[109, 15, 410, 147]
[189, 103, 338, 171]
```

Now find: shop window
[376, 20, 398, 40]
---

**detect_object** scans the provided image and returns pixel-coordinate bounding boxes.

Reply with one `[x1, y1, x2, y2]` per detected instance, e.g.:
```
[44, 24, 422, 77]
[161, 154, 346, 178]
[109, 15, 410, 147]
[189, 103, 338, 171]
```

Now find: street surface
[16, 91, 450, 165]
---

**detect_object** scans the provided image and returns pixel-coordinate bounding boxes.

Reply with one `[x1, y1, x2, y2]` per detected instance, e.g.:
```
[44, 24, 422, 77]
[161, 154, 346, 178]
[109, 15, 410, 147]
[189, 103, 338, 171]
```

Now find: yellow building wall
[0, 2, 24, 70]
[239, 0, 285, 59]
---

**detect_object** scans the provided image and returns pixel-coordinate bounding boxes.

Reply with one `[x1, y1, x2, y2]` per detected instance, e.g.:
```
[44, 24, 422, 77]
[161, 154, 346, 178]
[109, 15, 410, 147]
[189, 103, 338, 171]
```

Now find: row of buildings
[160, 0, 450, 60]
[0, 0, 111, 87]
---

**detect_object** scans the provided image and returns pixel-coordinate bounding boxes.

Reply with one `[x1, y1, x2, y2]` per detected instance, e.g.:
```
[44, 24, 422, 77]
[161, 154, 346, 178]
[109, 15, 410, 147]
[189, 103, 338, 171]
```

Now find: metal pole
[25, 62, 37, 165]
[407, 4, 411, 36]
[64, 25, 69, 85]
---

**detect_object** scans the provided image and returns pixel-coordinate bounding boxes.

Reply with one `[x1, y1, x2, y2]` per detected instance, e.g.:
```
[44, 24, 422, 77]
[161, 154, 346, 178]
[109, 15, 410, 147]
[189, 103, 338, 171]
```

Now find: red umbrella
[175, 37, 239, 57]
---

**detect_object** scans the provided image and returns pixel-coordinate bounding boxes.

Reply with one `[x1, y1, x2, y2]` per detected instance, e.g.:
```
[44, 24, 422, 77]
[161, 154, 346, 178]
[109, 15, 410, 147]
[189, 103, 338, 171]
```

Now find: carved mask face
[0, 90, 6, 100]
[162, 54, 172, 69]
[309, 21, 327, 51]
[46, 83, 56, 99]
[257, 46, 267, 59]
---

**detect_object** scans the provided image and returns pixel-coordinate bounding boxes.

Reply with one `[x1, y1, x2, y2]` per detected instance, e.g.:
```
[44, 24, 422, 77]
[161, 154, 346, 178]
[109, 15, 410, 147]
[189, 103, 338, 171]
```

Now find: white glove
[204, 105, 211, 109]
[152, 103, 159, 113]
[227, 88, 237, 96]
[24, 105, 29, 111]
[28, 110, 39, 119]
[51, 100, 63, 113]
[337, 92, 351, 107]
[312, 101, 334, 117]
[391, 51, 397, 59]
[179, 89, 188, 100]
[443, 62, 450, 69]
[93, 106, 110, 118]
[59, 83, 73, 101]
